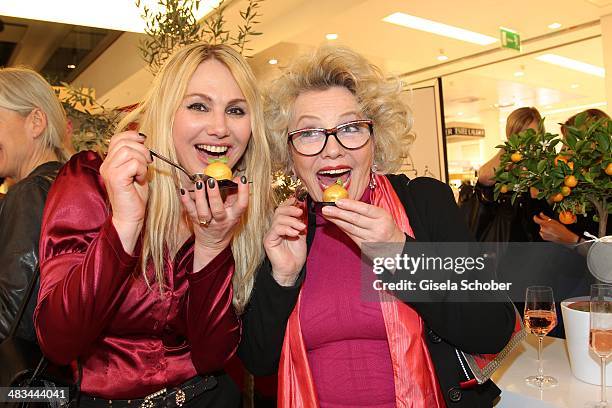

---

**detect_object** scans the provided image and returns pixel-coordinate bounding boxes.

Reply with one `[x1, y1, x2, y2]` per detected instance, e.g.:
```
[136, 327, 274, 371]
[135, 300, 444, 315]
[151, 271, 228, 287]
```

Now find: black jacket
[0, 161, 62, 342]
[239, 175, 516, 407]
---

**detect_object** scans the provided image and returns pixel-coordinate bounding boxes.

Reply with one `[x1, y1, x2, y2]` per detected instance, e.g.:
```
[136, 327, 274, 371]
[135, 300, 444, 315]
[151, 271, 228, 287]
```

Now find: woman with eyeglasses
[239, 46, 516, 407]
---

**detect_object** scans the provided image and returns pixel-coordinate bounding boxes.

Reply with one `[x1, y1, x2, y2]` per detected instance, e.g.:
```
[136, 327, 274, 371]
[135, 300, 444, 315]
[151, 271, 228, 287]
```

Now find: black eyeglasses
[287, 119, 373, 156]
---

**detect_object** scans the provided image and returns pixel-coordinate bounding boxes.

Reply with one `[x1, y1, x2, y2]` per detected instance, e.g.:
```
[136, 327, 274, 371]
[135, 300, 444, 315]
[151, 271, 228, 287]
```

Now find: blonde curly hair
[265, 46, 413, 175]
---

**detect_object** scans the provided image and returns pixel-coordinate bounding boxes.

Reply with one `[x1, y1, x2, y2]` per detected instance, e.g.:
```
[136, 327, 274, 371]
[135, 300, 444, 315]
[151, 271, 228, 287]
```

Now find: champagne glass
[524, 286, 558, 388]
[589, 284, 612, 407]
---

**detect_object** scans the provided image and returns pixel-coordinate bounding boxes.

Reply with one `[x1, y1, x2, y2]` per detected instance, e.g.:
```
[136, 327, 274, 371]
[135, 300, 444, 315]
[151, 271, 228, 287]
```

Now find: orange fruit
[323, 181, 348, 202]
[204, 162, 232, 180]
[564, 175, 578, 188]
[529, 186, 539, 199]
[606, 163, 612, 176]
[551, 193, 564, 203]
[561, 186, 571, 196]
[500, 184, 509, 194]
[555, 155, 574, 170]
[511, 152, 523, 163]
[559, 211, 577, 225]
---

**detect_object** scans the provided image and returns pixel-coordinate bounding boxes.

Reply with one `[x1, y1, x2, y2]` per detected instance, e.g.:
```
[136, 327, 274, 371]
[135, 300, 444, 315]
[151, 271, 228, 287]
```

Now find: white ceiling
[9, 0, 606, 127]
[249, 0, 612, 75]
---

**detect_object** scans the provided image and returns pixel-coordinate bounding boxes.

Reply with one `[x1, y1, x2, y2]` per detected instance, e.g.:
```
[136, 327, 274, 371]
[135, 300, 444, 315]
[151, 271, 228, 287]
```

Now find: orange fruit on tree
[564, 175, 578, 187]
[529, 186, 540, 199]
[499, 184, 509, 194]
[606, 162, 612, 176]
[559, 211, 577, 225]
[551, 193, 564, 203]
[555, 155, 574, 170]
[561, 186, 571, 196]
[511, 152, 523, 163]
[323, 180, 349, 203]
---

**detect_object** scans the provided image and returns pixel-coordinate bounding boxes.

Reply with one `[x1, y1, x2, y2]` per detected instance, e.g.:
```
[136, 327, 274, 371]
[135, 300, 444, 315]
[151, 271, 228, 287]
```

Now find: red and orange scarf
[278, 174, 445, 408]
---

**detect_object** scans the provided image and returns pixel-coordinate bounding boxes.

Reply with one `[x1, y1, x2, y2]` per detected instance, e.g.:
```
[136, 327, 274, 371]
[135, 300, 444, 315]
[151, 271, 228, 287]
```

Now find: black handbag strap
[8, 268, 40, 338]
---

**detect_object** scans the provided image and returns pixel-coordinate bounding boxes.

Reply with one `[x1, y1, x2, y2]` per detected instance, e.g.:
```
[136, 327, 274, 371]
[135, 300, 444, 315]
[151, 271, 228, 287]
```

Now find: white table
[493, 335, 603, 407]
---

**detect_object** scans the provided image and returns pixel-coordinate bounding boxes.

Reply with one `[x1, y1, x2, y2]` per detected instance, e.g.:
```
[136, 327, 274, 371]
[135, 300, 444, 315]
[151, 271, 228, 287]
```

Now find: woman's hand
[263, 197, 307, 286]
[322, 198, 406, 248]
[100, 131, 152, 254]
[533, 212, 579, 244]
[180, 176, 249, 270]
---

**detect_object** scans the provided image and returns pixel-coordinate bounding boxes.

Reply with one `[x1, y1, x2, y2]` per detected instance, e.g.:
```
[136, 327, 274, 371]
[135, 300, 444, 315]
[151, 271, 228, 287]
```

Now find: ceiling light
[326, 33, 338, 40]
[548, 22, 562, 29]
[67, 64, 76, 69]
[268, 59, 278, 65]
[514, 71, 524, 77]
[457, 112, 464, 116]
[570, 83, 580, 89]
[437, 49, 448, 61]
[0, 0, 220, 32]
[382, 12, 497, 45]
[536, 54, 605, 77]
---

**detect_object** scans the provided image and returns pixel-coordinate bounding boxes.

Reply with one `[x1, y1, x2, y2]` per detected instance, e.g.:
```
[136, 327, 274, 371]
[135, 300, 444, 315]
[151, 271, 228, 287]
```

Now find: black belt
[79, 375, 218, 408]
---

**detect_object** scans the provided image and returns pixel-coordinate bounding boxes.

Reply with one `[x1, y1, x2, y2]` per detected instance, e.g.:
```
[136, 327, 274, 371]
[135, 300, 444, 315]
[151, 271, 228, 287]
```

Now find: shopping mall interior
[0, 0, 612, 408]
[2, 0, 611, 192]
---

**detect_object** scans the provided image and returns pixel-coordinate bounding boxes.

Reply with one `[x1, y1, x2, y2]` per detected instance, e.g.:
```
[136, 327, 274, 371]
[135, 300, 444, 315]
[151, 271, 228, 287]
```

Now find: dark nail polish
[196, 181, 203, 190]
[207, 178, 215, 188]
[180, 188, 185, 195]
[138, 132, 147, 139]
[240, 175, 247, 184]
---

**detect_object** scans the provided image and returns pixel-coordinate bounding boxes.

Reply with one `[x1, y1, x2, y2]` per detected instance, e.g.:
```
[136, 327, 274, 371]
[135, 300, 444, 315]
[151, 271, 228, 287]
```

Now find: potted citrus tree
[493, 112, 611, 238]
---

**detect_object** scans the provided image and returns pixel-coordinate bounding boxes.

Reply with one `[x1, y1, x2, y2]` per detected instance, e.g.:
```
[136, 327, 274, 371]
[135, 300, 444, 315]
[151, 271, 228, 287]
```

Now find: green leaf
[565, 132, 577, 150]
[574, 111, 588, 128]
[595, 132, 610, 153]
[537, 159, 547, 173]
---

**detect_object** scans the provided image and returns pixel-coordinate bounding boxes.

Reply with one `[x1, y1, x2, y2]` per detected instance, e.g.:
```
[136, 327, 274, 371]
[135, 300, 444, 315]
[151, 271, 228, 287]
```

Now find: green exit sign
[500, 27, 521, 51]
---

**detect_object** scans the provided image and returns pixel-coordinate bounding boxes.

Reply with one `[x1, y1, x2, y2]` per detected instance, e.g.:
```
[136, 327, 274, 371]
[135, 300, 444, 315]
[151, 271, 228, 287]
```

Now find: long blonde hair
[117, 43, 272, 312]
[265, 46, 412, 174]
[0, 67, 68, 164]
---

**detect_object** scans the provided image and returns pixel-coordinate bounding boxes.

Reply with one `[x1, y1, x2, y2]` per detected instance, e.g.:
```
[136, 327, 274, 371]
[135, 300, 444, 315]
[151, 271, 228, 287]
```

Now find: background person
[34, 43, 272, 406]
[0, 67, 68, 342]
[467, 107, 551, 243]
[536, 108, 611, 244]
[478, 107, 542, 186]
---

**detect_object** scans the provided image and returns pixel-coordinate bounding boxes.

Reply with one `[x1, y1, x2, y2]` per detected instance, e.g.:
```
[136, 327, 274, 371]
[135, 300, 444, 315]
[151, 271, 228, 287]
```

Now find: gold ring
[199, 218, 209, 226]
[547, 218, 553, 222]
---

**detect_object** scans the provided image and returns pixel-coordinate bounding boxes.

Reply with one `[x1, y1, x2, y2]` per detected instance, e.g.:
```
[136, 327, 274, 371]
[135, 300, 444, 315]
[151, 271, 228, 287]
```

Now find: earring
[369, 163, 378, 190]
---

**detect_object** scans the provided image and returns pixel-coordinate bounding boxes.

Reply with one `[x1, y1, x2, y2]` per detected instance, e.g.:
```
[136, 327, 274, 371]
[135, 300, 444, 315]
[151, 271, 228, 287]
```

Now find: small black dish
[190, 173, 238, 200]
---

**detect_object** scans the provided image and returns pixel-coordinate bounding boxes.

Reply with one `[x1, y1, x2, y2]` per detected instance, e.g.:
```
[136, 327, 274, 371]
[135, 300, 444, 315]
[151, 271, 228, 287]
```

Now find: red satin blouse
[34, 151, 241, 399]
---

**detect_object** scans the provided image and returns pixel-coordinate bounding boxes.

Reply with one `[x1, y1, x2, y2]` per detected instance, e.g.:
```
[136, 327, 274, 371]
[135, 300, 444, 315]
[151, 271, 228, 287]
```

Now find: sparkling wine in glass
[524, 286, 558, 388]
[589, 283, 612, 407]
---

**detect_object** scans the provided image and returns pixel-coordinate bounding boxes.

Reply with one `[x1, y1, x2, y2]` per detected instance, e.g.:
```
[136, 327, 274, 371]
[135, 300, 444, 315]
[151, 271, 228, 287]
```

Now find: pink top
[300, 189, 396, 407]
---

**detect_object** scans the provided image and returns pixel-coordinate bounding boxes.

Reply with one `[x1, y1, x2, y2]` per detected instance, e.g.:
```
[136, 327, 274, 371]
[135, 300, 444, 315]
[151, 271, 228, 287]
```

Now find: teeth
[196, 144, 229, 153]
[318, 168, 350, 175]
